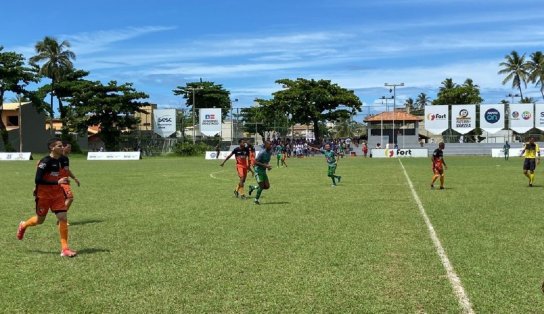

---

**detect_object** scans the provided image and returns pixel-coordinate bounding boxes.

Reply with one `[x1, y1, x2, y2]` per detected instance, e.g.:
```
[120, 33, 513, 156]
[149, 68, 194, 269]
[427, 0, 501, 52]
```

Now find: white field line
[209, 170, 229, 181]
[398, 159, 474, 314]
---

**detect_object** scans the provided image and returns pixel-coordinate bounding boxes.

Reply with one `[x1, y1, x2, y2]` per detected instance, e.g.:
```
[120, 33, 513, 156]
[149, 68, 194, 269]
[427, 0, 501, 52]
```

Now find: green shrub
[173, 141, 211, 156]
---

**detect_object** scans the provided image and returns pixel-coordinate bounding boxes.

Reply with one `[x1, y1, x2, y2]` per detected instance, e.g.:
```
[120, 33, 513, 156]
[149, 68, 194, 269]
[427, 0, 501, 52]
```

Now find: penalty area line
[398, 159, 474, 314]
[209, 170, 229, 181]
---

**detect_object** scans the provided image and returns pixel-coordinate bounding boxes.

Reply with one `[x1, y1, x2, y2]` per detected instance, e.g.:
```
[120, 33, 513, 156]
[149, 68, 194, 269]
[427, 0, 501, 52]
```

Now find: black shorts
[523, 158, 536, 171]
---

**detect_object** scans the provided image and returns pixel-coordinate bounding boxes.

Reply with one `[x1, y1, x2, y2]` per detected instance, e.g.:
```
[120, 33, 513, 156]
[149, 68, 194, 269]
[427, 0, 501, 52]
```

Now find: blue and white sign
[153, 109, 177, 138]
[535, 103, 544, 131]
[199, 108, 222, 136]
[480, 104, 504, 134]
[509, 103, 534, 133]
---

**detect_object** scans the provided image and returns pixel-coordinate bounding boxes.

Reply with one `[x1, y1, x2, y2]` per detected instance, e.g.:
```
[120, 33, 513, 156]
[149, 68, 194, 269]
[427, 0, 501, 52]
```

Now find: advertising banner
[0, 152, 32, 161]
[480, 104, 505, 134]
[451, 105, 476, 134]
[424, 105, 448, 134]
[199, 108, 222, 136]
[534, 103, 544, 131]
[370, 148, 428, 158]
[87, 152, 141, 160]
[509, 103, 534, 133]
[153, 109, 176, 138]
[491, 148, 544, 158]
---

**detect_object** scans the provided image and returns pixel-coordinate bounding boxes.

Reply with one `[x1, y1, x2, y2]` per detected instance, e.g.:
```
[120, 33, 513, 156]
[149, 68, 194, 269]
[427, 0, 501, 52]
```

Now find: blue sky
[2, 0, 544, 121]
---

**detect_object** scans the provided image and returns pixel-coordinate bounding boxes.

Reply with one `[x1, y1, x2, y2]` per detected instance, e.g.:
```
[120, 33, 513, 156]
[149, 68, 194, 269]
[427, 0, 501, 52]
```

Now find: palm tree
[29, 36, 75, 122]
[498, 50, 530, 99]
[528, 51, 544, 100]
[439, 78, 457, 93]
[463, 78, 479, 89]
[520, 96, 535, 104]
[415, 93, 431, 110]
[404, 97, 414, 112]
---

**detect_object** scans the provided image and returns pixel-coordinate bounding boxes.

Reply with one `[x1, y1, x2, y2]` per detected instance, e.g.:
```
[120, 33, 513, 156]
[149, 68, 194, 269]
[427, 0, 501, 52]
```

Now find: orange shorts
[36, 197, 67, 216]
[250, 157, 256, 166]
[61, 184, 73, 199]
[236, 165, 248, 178]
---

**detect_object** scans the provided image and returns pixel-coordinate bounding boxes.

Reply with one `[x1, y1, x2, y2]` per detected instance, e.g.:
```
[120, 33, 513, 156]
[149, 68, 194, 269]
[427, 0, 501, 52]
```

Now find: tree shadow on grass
[68, 219, 104, 226]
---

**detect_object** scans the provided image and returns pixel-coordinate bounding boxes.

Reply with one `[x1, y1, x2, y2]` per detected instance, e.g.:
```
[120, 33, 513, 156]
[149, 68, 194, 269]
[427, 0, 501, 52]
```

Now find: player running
[275, 143, 283, 168]
[60, 141, 80, 212]
[310, 143, 342, 187]
[247, 142, 256, 176]
[17, 138, 77, 257]
[431, 142, 448, 190]
[220, 139, 250, 199]
[281, 143, 288, 167]
[249, 140, 273, 205]
[520, 136, 540, 187]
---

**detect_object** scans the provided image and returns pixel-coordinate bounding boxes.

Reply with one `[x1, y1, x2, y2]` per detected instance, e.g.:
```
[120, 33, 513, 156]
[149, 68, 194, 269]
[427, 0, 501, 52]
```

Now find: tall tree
[527, 51, 544, 100]
[271, 78, 362, 142]
[173, 81, 231, 122]
[433, 78, 483, 105]
[0, 46, 38, 151]
[403, 97, 414, 112]
[71, 81, 149, 150]
[29, 36, 76, 121]
[498, 50, 530, 98]
[415, 93, 432, 109]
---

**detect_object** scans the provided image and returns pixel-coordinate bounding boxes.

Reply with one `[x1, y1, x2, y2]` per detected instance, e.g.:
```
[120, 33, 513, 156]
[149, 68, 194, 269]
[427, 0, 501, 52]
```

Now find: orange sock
[239, 186, 245, 196]
[24, 216, 39, 228]
[58, 220, 69, 250]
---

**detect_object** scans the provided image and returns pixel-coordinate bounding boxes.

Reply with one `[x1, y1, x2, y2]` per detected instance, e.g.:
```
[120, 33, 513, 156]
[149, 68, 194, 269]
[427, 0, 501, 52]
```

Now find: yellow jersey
[522, 142, 540, 159]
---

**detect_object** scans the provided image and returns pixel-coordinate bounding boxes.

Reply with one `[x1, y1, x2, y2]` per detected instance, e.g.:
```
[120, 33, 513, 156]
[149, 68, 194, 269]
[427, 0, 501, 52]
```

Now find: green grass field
[1, 155, 544, 312]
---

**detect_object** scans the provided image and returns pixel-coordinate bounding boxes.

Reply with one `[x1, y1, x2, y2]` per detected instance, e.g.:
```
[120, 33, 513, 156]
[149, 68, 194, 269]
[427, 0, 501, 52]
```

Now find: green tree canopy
[432, 78, 483, 105]
[527, 51, 544, 100]
[270, 78, 362, 142]
[0, 46, 38, 151]
[173, 81, 231, 121]
[70, 81, 150, 150]
[498, 50, 530, 99]
[29, 36, 76, 120]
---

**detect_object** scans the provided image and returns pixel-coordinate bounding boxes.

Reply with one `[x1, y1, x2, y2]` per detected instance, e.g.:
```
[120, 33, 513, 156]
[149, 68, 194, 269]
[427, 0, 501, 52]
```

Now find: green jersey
[255, 149, 273, 173]
[275, 145, 283, 155]
[320, 149, 337, 166]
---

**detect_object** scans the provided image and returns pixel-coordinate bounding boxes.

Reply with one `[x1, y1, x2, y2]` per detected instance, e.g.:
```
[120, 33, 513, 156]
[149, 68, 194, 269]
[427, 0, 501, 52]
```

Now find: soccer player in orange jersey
[220, 139, 250, 199]
[247, 142, 256, 176]
[17, 138, 77, 257]
[431, 142, 448, 190]
[60, 141, 80, 211]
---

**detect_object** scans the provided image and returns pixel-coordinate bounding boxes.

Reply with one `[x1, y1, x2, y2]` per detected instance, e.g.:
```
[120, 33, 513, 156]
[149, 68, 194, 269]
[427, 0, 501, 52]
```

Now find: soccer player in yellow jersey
[520, 136, 541, 187]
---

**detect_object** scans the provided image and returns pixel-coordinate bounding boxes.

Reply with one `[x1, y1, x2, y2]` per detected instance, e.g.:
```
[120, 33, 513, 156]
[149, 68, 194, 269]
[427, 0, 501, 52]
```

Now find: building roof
[364, 111, 422, 122]
[1, 102, 31, 110]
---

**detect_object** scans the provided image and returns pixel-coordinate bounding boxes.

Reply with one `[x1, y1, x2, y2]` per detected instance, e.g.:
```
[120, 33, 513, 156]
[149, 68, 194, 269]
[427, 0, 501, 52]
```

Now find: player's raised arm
[220, 151, 234, 167]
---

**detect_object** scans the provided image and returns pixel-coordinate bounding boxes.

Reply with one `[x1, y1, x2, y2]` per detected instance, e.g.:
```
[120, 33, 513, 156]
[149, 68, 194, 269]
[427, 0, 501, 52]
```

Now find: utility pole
[385, 83, 404, 146]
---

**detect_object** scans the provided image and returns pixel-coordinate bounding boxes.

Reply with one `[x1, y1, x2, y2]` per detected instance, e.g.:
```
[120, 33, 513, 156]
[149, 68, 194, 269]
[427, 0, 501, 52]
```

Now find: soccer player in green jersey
[249, 140, 273, 205]
[310, 143, 342, 187]
[275, 143, 283, 168]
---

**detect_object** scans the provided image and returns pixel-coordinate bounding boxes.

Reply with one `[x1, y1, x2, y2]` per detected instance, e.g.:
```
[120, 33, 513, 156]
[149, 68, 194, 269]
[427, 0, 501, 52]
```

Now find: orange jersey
[231, 147, 249, 168]
[35, 156, 65, 199]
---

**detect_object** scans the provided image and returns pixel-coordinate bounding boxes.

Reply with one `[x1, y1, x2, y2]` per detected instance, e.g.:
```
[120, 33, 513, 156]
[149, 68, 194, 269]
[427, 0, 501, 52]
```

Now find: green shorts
[327, 164, 337, 176]
[255, 171, 269, 183]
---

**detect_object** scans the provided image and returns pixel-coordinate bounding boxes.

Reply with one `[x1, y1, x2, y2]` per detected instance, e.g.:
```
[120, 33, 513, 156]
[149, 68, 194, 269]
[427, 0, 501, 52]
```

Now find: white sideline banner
[491, 148, 544, 158]
[480, 104, 505, 134]
[509, 103, 534, 133]
[205, 150, 261, 160]
[87, 152, 140, 160]
[0, 152, 32, 161]
[451, 104, 476, 134]
[153, 109, 177, 138]
[371, 148, 428, 158]
[199, 108, 222, 136]
[535, 103, 544, 131]
[424, 105, 449, 134]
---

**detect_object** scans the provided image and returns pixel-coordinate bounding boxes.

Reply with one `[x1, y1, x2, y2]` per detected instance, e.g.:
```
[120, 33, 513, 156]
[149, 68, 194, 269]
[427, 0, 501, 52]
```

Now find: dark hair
[47, 137, 62, 150]
[238, 138, 245, 144]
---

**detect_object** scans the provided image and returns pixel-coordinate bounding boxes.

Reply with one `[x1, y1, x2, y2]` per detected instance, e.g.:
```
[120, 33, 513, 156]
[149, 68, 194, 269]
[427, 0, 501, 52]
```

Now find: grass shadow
[69, 219, 104, 226]
[28, 247, 111, 255]
[259, 201, 290, 205]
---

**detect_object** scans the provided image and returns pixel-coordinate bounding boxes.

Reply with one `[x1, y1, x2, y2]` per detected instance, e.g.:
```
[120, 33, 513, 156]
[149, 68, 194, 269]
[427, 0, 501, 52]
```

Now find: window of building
[7, 116, 19, 126]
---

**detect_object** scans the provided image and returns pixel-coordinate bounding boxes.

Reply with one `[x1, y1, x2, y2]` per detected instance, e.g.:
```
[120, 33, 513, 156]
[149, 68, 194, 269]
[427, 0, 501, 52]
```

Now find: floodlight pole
[385, 83, 404, 146]
[187, 85, 203, 144]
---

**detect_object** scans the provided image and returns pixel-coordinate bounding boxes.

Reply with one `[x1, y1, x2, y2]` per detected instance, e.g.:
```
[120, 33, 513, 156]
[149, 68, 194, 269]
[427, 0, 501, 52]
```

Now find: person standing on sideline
[362, 142, 368, 158]
[17, 138, 77, 257]
[215, 144, 221, 159]
[249, 140, 273, 205]
[503, 141, 510, 160]
[220, 139, 250, 199]
[520, 136, 540, 187]
[431, 142, 448, 190]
